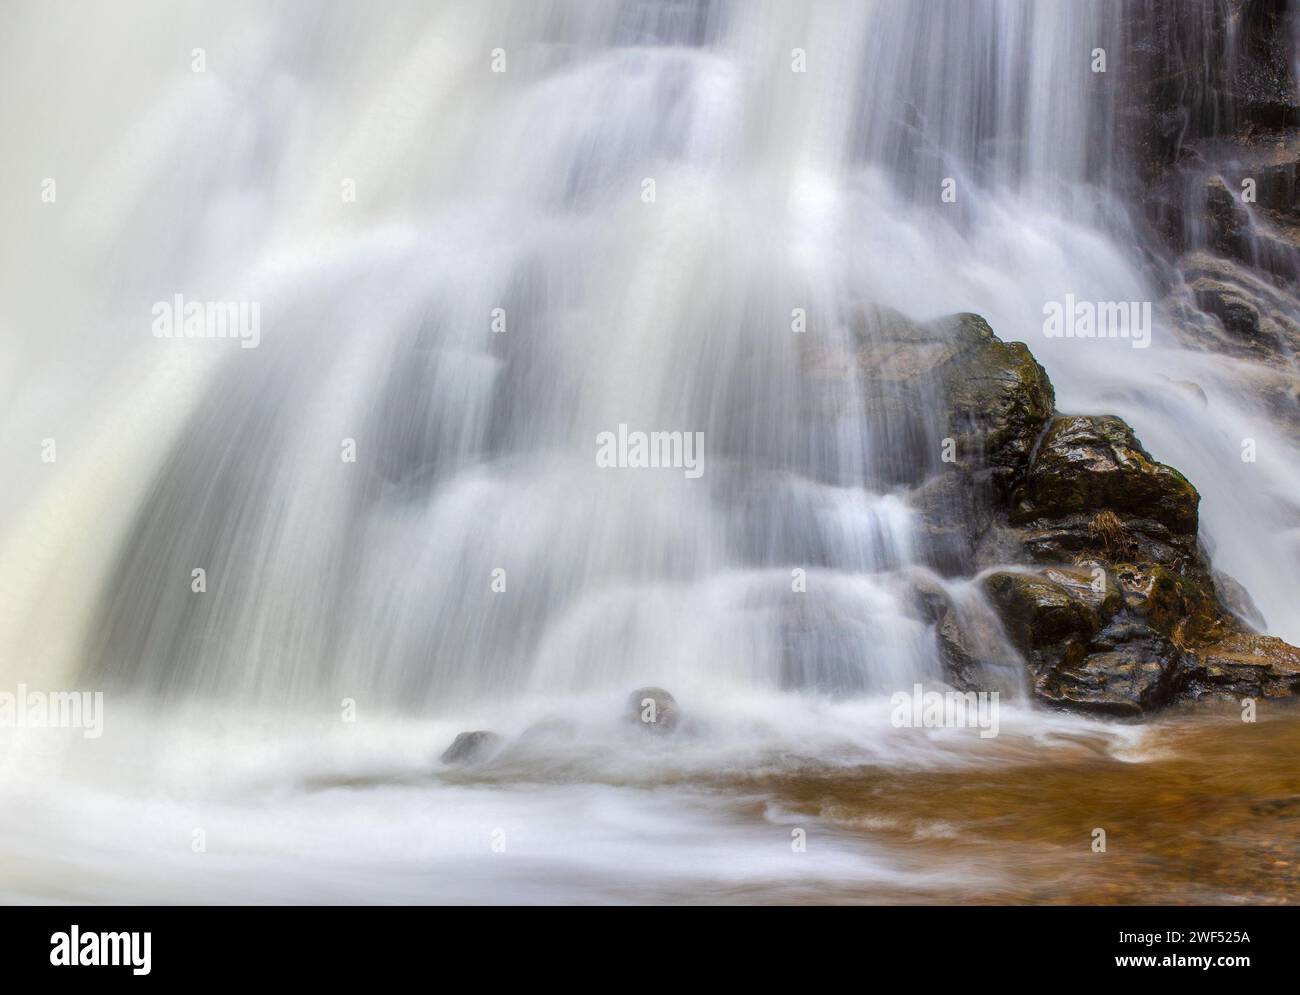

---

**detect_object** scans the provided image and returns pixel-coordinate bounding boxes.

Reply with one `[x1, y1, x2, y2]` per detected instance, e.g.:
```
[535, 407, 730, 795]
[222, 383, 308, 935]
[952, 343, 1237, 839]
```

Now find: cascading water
[2, 0, 1298, 903]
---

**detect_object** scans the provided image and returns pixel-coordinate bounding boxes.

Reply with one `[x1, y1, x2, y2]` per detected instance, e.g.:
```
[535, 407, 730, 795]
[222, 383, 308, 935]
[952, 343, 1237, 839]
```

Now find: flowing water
[1, 0, 1298, 903]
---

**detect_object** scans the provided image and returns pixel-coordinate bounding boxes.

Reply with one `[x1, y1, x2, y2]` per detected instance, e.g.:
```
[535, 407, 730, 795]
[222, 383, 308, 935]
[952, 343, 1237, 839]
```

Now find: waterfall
[3, 0, 1298, 711]
[2, 0, 1300, 903]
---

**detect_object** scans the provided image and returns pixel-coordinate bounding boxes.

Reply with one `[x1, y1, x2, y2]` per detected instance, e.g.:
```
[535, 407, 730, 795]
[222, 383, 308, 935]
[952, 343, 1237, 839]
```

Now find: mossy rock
[935, 316, 1055, 487]
[980, 570, 1102, 653]
[1113, 562, 1185, 636]
[1011, 415, 1200, 535]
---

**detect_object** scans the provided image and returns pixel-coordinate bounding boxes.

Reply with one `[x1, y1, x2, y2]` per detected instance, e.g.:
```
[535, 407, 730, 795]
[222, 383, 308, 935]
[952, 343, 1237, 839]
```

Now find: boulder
[981, 570, 1106, 654]
[843, 310, 1053, 573]
[824, 309, 1054, 495]
[933, 314, 1055, 491]
[1033, 621, 1187, 717]
[627, 686, 679, 732]
[438, 730, 503, 765]
[1011, 415, 1200, 536]
[980, 569, 1189, 715]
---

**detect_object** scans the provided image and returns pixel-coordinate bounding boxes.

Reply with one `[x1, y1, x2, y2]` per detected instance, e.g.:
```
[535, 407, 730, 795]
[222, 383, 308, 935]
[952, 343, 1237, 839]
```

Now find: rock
[902, 569, 1020, 692]
[856, 308, 1300, 716]
[1189, 633, 1300, 698]
[933, 313, 1055, 493]
[438, 730, 503, 765]
[1193, 280, 1265, 342]
[1213, 569, 1269, 632]
[1033, 621, 1187, 717]
[1176, 252, 1300, 363]
[1232, 0, 1300, 128]
[627, 686, 679, 732]
[979, 569, 1191, 715]
[1190, 276, 1294, 357]
[934, 606, 1020, 694]
[841, 310, 1054, 573]
[981, 571, 1103, 655]
[815, 309, 1053, 494]
[1011, 415, 1200, 536]
[910, 471, 989, 575]
[1113, 562, 1186, 635]
[1205, 175, 1251, 258]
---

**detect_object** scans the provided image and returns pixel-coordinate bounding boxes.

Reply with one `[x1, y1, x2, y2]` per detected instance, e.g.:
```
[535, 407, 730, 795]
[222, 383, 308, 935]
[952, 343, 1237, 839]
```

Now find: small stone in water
[439, 730, 502, 765]
[627, 687, 678, 732]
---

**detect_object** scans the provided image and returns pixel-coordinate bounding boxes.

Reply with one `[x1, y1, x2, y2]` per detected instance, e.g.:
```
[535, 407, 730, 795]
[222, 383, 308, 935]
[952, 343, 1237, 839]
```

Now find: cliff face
[1125, 0, 1300, 404]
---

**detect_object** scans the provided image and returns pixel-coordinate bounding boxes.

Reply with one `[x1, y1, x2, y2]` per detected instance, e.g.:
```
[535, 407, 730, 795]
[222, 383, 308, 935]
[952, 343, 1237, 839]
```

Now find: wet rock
[627, 686, 679, 732]
[1188, 633, 1300, 698]
[849, 310, 1053, 572]
[1113, 562, 1186, 636]
[934, 607, 1019, 694]
[1193, 280, 1265, 341]
[825, 309, 1053, 494]
[1205, 175, 1252, 258]
[981, 570, 1103, 655]
[1033, 621, 1188, 717]
[439, 730, 503, 765]
[1177, 252, 1300, 362]
[1213, 568, 1268, 633]
[860, 308, 1300, 716]
[901, 569, 1017, 692]
[910, 472, 989, 575]
[933, 314, 1055, 493]
[903, 569, 952, 626]
[1232, 0, 1300, 129]
[1011, 415, 1200, 536]
[979, 567, 1193, 715]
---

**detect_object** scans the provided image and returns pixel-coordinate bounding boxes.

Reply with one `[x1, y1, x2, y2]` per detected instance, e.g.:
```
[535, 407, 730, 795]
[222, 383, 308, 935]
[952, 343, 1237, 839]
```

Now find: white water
[2, 0, 1298, 902]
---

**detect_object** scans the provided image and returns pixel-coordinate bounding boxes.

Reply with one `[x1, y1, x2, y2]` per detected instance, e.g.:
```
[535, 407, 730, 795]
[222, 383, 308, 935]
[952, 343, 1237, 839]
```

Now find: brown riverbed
[729, 700, 1300, 904]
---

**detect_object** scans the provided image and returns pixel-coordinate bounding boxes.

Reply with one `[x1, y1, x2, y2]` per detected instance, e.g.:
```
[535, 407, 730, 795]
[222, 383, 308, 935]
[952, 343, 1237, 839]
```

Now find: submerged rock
[627, 686, 679, 732]
[439, 730, 503, 765]
[517, 717, 578, 746]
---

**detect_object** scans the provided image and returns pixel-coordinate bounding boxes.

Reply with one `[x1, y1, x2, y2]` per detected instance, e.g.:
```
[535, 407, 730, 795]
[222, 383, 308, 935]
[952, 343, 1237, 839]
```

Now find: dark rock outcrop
[1011, 415, 1200, 536]
[882, 303, 1300, 715]
[871, 4, 1300, 715]
[1121, 0, 1300, 397]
